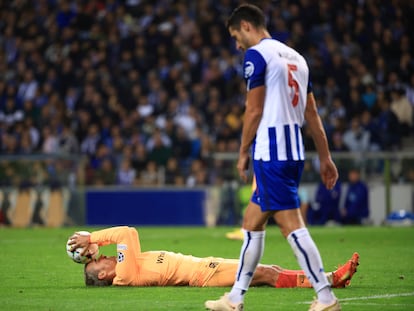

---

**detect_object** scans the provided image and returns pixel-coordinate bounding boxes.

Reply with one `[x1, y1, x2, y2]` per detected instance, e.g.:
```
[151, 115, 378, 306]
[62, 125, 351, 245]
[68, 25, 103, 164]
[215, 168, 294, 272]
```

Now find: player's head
[84, 255, 117, 286]
[226, 4, 267, 51]
[226, 4, 266, 31]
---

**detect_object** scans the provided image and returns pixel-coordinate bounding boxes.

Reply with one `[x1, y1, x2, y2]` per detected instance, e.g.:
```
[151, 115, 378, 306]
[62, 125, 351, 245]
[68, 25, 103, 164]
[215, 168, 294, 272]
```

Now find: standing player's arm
[238, 86, 265, 182]
[304, 92, 338, 190]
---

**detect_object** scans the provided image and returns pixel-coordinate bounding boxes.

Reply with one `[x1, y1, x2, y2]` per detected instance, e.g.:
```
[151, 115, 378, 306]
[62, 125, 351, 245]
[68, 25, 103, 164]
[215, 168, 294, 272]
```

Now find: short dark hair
[226, 4, 266, 30]
[84, 263, 113, 286]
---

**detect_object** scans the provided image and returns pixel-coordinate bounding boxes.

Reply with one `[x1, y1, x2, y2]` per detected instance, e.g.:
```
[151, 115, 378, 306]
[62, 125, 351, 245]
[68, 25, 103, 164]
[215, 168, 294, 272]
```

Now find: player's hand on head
[86, 243, 99, 258]
[68, 232, 91, 254]
[66, 231, 99, 263]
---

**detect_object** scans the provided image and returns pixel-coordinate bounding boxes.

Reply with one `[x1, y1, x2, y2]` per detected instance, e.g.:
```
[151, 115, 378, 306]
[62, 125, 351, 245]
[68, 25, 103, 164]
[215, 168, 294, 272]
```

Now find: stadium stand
[0, 0, 413, 190]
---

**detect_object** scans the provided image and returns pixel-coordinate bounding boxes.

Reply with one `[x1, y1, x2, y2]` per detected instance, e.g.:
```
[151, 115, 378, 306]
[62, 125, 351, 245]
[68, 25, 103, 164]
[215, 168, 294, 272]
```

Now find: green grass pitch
[1, 225, 413, 310]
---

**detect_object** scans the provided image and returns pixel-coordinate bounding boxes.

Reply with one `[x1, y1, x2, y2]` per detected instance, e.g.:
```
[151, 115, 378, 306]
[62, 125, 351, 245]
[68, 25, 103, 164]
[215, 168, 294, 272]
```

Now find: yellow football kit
[89, 226, 238, 286]
[88, 226, 356, 289]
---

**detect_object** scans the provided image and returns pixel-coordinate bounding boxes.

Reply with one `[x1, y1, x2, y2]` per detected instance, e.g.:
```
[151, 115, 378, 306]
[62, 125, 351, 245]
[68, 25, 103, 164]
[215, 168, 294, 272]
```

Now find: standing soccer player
[205, 4, 340, 311]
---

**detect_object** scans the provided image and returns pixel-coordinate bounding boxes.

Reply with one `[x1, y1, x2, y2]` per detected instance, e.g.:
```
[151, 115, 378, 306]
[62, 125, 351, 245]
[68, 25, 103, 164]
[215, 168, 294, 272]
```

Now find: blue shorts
[251, 160, 304, 212]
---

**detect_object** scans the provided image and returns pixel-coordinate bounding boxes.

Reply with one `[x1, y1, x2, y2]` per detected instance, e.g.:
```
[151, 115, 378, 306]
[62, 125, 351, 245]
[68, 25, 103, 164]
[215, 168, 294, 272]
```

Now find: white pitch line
[340, 292, 414, 302]
[341, 303, 414, 307]
[298, 292, 414, 304]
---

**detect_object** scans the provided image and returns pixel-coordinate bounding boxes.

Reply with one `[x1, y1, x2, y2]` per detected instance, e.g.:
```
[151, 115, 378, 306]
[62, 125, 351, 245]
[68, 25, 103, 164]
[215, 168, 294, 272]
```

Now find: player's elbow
[304, 105, 318, 123]
[251, 109, 263, 121]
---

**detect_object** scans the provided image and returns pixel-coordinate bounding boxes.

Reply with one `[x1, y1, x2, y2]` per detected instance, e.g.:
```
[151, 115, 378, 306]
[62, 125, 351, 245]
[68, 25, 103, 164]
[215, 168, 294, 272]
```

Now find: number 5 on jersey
[287, 64, 299, 107]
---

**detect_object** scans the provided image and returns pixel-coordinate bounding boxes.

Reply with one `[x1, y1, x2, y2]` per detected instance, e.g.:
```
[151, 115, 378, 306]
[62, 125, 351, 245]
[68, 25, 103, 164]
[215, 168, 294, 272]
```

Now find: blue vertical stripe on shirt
[284, 125, 293, 160]
[268, 127, 277, 161]
[294, 124, 301, 160]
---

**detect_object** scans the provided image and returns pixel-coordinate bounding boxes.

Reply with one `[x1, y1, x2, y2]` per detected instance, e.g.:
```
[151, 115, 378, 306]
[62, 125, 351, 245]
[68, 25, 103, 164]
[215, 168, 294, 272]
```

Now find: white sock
[228, 230, 265, 304]
[287, 228, 336, 304]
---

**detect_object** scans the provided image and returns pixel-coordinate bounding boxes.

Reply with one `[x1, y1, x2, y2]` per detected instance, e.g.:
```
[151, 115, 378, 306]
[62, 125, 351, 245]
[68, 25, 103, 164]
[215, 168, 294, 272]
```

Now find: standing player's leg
[256, 159, 340, 310]
[205, 200, 269, 310]
[276, 209, 340, 309]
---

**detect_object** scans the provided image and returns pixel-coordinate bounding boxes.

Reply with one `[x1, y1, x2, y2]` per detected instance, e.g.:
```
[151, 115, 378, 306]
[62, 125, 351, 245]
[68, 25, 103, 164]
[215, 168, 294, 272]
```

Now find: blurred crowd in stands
[0, 0, 414, 188]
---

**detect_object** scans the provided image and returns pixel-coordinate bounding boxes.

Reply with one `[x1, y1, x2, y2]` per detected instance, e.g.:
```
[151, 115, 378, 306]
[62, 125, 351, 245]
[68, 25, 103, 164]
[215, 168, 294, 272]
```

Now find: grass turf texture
[1, 226, 413, 310]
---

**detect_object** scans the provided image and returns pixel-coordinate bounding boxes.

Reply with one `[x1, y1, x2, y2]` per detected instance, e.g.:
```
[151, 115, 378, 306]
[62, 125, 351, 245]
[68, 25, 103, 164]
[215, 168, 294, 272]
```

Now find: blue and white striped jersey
[244, 38, 311, 161]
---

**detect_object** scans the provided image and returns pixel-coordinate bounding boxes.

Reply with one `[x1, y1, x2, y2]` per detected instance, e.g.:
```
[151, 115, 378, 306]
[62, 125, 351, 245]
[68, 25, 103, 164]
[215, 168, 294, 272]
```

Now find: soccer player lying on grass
[68, 226, 359, 288]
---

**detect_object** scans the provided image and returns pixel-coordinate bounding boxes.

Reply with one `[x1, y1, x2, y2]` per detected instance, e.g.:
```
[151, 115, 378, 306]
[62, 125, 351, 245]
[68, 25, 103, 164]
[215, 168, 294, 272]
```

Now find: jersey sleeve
[244, 48, 266, 91]
[90, 226, 141, 285]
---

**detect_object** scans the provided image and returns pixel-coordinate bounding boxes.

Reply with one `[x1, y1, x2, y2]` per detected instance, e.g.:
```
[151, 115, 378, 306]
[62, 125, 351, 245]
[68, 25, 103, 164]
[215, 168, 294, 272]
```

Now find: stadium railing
[0, 151, 413, 226]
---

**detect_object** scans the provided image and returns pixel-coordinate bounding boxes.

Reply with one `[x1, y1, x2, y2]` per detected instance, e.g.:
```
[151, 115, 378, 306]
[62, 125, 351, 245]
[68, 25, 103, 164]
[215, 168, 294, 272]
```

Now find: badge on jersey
[117, 243, 127, 250]
[244, 61, 255, 79]
[243, 49, 266, 90]
[117, 251, 125, 263]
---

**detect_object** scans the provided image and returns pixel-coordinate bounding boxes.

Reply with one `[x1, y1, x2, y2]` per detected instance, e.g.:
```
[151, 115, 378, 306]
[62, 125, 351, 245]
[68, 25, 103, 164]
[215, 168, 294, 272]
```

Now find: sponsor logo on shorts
[209, 261, 219, 269]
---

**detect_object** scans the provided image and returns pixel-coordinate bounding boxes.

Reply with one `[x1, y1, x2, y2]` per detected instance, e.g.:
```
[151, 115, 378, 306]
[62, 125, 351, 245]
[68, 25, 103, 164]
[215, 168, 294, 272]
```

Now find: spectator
[376, 94, 401, 150]
[146, 130, 172, 167]
[346, 88, 365, 120]
[131, 143, 148, 174]
[2, 133, 19, 154]
[308, 181, 342, 226]
[342, 116, 371, 153]
[390, 86, 413, 136]
[56, 0, 77, 30]
[0, 98, 24, 127]
[80, 123, 101, 156]
[41, 125, 59, 154]
[164, 157, 181, 185]
[17, 69, 38, 104]
[116, 159, 136, 186]
[23, 118, 40, 151]
[361, 84, 377, 112]
[93, 158, 116, 186]
[90, 144, 112, 171]
[170, 125, 192, 164]
[18, 130, 33, 154]
[0, 0, 412, 187]
[360, 110, 381, 151]
[328, 97, 347, 129]
[186, 159, 207, 187]
[341, 168, 370, 225]
[58, 123, 79, 154]
[22, 100, 40, 126]
[139, 160, 159, 186]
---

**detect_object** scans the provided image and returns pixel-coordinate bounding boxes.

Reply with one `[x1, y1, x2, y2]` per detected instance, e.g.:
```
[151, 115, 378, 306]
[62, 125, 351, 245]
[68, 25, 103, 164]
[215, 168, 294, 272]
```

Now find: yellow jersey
[89, 226, 233, 287]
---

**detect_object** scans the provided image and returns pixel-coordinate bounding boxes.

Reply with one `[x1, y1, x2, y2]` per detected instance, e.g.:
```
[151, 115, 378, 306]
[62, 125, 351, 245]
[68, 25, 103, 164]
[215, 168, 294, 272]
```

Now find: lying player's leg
[271, 252, 360, 288]
[203, 257, 279, 287]
[204, 252, 359, 288]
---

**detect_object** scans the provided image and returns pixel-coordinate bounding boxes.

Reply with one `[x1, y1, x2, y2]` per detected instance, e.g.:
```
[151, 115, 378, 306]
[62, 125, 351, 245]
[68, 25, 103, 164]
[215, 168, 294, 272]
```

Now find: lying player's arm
[110, 227, 141, 285]
[68, 226, 141, 256]
[89, 226, 140, 251]
[69, 226, 141, 285]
